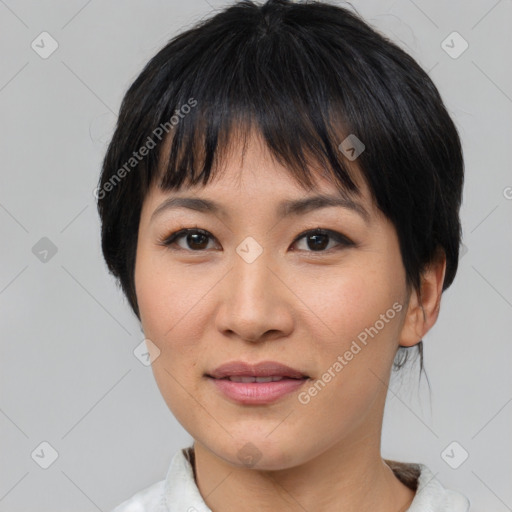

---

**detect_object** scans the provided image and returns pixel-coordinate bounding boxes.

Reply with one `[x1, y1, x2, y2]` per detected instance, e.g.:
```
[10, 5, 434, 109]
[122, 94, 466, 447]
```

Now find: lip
[207, 360, 308, 379]
[206, 361, 310, 405]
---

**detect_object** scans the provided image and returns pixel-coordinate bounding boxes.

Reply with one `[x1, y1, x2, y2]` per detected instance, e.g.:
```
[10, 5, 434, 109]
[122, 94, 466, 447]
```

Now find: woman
[97, 0, 470, 510]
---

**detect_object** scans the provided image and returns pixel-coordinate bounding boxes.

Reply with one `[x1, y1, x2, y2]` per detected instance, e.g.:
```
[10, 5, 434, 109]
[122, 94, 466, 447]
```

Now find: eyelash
[158, 226, 355, 254]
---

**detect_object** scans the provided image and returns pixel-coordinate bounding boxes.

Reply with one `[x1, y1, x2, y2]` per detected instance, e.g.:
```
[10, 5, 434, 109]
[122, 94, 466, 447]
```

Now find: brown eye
[162, 228, 217, 251]
[160, 227, 354, 254]
[291, 228, 354, 252]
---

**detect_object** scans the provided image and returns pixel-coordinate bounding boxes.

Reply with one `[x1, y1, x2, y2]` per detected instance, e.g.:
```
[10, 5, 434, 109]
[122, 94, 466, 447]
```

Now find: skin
[134, 129, 446, 512]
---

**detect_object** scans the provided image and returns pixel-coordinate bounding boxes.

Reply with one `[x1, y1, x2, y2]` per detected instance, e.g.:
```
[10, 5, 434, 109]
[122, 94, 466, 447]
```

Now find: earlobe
[398, 249, 447, 348]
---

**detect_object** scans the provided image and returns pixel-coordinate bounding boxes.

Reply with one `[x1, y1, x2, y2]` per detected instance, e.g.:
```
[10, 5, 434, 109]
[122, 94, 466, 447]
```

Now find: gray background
[1, 0, 511, 510]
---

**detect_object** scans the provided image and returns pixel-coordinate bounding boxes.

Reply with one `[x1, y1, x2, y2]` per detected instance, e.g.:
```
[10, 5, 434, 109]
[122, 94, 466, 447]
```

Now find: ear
[399, 248, 447, 347]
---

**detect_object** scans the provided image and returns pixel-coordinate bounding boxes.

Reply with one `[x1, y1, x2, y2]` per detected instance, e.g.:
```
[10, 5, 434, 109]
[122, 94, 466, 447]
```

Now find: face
[134, 130, 411, 471]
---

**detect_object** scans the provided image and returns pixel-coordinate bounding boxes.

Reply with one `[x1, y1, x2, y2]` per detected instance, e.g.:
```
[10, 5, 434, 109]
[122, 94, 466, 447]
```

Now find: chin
[210, 435, 309, 471]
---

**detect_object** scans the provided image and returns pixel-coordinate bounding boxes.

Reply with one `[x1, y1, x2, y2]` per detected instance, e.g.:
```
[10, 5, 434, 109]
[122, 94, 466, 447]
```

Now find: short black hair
[96, 0, 464, 372]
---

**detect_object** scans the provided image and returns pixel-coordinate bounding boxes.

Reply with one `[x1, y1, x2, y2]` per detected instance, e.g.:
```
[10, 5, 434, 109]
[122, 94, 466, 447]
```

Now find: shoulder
[385, 459, 471, 511]
[109, 479, 167, 512]
[413, 464, 470, 511]
[109, 446, 197, 512]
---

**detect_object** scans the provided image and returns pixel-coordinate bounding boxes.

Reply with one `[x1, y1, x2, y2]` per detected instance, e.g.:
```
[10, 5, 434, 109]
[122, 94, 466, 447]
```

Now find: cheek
[294, 267, 403, 433]
[135, 254, 171, 341]
[135, 249, 206, 421]
[298, 261, 402, 349]
[134, 247, 219, 386]
[135, 247, 201, 342]
[295, 256, 406, 413]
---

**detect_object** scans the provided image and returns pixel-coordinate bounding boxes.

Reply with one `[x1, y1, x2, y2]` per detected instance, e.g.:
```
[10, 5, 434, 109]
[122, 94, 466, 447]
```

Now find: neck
[192, 430, 415, 512]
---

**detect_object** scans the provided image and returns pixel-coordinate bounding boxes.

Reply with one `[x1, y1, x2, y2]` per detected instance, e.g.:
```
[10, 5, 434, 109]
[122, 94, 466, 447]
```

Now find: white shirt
[111, 446, 471, 512]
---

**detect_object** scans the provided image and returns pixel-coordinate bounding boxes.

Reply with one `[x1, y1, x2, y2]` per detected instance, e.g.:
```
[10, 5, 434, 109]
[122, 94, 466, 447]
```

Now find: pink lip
[206, 360, 309, 405]
[207, 360, 308, 379]
[208, 377, 308, 405]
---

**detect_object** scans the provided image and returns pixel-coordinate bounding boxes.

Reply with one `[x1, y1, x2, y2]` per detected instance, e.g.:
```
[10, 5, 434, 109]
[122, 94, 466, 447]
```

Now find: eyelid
[159, 226, 355, 253]
[293, 228, 354, 247]
[159, 226, 218, 250]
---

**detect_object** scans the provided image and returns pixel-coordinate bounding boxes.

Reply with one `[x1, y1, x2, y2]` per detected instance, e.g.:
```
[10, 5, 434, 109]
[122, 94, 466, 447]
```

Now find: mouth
[205, 360, 310, 404]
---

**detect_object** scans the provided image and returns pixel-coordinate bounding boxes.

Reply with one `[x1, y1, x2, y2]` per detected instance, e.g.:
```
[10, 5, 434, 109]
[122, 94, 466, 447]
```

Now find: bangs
[156, 113, 361, 197]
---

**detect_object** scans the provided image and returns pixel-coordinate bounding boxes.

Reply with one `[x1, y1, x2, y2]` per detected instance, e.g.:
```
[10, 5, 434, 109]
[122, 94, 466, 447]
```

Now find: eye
[159, 226, 354, 254]
[291, 228, 355, 253]
[159, 227, 218, 251]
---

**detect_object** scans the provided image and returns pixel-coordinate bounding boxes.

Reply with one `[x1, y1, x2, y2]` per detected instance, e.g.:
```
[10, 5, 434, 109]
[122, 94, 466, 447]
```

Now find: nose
[215, 247, 295, 344]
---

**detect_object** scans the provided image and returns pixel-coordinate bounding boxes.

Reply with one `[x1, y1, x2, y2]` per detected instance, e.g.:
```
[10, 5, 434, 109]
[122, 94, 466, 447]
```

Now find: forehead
[152, 128, 373, 205]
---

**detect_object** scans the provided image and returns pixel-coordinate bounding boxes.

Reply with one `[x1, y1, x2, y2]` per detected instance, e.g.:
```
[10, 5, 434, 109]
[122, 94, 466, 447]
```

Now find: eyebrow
[150, 193, 370, 224]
